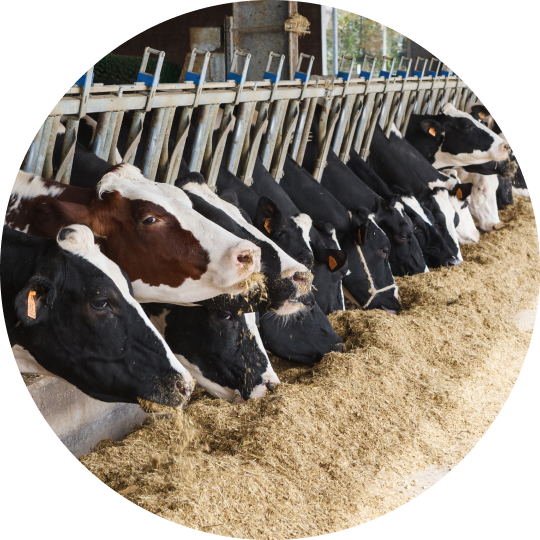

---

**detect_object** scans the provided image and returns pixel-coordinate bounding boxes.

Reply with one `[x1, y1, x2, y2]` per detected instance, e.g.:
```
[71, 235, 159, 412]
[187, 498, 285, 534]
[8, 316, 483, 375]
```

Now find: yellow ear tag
[27, 290, 37, 319]
[264, 218, 272, 233]
[478, 111, 486, 120]
[429, 127, 437, 137]
[328, 256, 337, 270]
[357, 229, 362, 244]
[456, 188, 463, 199]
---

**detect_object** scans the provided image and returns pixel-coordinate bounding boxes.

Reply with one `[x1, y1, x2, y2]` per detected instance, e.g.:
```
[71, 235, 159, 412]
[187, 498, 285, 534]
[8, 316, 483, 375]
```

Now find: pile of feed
[81, 198, 539, 539]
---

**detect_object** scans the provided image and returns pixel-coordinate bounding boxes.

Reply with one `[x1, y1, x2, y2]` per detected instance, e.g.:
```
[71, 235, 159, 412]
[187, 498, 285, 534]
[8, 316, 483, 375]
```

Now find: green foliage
[93, 53, 183, 84]
[326, 11, 407, 74]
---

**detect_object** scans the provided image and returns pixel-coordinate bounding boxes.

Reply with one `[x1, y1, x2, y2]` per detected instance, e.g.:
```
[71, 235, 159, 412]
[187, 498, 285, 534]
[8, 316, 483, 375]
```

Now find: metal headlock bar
[27, 46, 473, 193]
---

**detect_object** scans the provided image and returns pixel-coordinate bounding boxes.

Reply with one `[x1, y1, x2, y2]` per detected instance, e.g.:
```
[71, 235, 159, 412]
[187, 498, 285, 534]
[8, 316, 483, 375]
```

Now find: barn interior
[11, 1, 538, 538]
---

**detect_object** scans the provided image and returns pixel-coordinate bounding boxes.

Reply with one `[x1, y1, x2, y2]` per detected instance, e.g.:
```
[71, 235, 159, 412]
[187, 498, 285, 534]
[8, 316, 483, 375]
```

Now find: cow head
[401, 195, 458, 268]
[259, 291, 344, 363]
[342, 208, 400, 314]
[447, 181, 479, 243]
[431, 103, 510, 168]
[10, 225, 194, 406]
[458, 170, 501, 232]
[145, 304, 279, 402]
[311, 222, 349, 314]
[254, 196, 314, 269]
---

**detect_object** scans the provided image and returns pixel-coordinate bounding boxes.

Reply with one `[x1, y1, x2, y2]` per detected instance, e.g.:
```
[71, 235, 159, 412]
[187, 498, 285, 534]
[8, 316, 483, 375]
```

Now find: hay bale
[81, 197, 539, 539]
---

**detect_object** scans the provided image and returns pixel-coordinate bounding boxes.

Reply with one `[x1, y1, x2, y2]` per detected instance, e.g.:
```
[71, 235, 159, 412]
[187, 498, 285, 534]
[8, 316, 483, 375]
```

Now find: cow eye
[381, 248, 389, 259]
[142, 216, 157, 225]
[90, 297, 111, 311]
[218, 311, 232, 320]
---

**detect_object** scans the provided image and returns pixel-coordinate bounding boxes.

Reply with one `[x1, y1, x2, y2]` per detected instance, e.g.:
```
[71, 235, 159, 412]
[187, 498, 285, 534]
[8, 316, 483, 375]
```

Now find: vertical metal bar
[318, 97, 333, 150]
[157, 107, 176, 181]
[101, 111, 119, 162]
[240, 117, 268, 186]
[378, 91, 395, 130]
[295, 96, 318, 166]
[290, 97, 311, 161]
[260, 99, 287, 171]
[108, 111, 124, 165]
[313, 101, 341, 181]
[271, 104, 299, 181]
[142, 108, 166, 178]
[331, 94, 355, 155]
[92, 112, 112, 159]
[202, 104, 221, 178]
[227, 101, 255, 176]
[189, 106, 213, 173]
[42, 115, 61, 179]
[352, 92, 375, 154]
[166, 107, 193, 184]
[22, 123, 45, 173]
[56, 117, 80, 184]
[394, 89, 412, 131]
[384, 92, 403, 137]
[34, 116, 55, 177]
[360, 94, 384, 160]
[401, 94, 418, 136]
[124, 110, 146, 165]
[149, 107, 173, 181]
[339, 94, 364, 162]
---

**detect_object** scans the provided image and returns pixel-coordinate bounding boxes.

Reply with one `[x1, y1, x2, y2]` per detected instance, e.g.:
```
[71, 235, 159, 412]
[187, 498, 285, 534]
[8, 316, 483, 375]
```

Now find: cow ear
[325, 249, 348, 273]
[451, 182, 473, 200]
[14, 277, 57, 327]
[255, 196, 285, 235]
[351, 207, 372, 245]
[471, 105, 490, 122]
[420, 119, 443, 138]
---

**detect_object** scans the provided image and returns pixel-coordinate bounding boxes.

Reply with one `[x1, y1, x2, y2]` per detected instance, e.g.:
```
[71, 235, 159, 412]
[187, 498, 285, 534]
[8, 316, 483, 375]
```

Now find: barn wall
[297, 2, 323, 76]
[110, 5, 233, 69]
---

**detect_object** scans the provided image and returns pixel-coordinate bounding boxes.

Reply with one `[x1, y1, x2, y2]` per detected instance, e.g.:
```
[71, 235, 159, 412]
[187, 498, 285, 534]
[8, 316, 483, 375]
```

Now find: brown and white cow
[6, 166, 262, 304]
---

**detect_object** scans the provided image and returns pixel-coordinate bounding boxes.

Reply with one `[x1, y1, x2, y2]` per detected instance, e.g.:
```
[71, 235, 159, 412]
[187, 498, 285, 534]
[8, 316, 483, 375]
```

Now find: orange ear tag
[328, 256, 337, 270]
[478, 111, 486, 120]
[264, 218, 272, 233]
[428, 127, 437, 137]
[27, 290, 37, 319]
[357, 229, 362, 244]
[456, 188, 463, 199]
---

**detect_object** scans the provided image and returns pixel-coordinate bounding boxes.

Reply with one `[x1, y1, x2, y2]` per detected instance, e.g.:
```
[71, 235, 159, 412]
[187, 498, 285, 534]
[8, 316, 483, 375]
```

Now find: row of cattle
[3, 95, 527, 409]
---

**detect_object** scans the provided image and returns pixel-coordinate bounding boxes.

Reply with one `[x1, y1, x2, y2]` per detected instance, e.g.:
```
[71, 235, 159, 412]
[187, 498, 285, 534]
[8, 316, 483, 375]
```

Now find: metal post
[332, 8, 338, 75]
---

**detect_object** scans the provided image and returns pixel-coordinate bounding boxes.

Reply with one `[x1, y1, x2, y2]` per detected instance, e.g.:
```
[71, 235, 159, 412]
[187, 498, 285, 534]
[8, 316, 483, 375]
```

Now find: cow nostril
[237, 253, 252, 265]
[503, 144, 511, 151]
[266, 381, 275, 392]
[176, 380, 191, 397]
[333, 342, 345, 352]
[293, 272, 306, 286]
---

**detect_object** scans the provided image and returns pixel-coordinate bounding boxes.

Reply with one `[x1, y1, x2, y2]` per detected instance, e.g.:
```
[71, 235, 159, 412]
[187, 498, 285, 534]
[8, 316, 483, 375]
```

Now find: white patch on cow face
[431, 190, 463, 261]
[8, 172, 65, 221]
[449, 190, 479, 244]
[181, 180, 308, 281]
[402, 196, 432, 224]
[434, 104, 509, 168]
[390, 123, 403, 138]
[245, 313, 280, 399]
[394, 201, 405, 217]
[466, 173, 500, 232]
[56, 224, 194, 385]
[424, 266, 429, 273]
[13, 345, 58, 377]
[324, 227, 345, 310]
[292, 213, 313, 252]
[97, 165, 262, 300]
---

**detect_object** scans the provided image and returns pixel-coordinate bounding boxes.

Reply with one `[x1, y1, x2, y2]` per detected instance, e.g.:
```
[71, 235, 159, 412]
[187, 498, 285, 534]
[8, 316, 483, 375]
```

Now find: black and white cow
[176, 172, 312, 316]
[142, 303, 279, 402]
[259, 291, 345, 364]
[368, 124, 464, 264]
[405, 102, 510, 169]
[280, 154, 401, 313]
[347, 148, 464, 263]
[2, 225, 194, 405]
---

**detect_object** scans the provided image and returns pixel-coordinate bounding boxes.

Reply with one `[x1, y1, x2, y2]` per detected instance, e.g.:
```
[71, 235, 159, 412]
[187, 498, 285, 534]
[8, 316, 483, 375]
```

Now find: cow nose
[503, 143, 511, 152]
[233, 241, 261, 272]
[444, 257, 461, 267]
[332, 342, 345, 352]
[176, 379, 193, 399]
[265, 381, 275, 392]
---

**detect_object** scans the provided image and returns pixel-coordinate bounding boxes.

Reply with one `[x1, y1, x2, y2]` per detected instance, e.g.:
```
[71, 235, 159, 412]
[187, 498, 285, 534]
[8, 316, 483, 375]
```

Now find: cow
[404, 102, 510, 169]
[142, 303, 280, 402]
[259, 291, 345, 364]
[175, 172, 312, 316]
[301, 111, 426, 276]
[279, 154, 401, 313]
[6, 168, 262, 305]
[346, 148, 458, 267]
[448, 167, 502, 232]
[367, 124, 463, 264]
[2, 225, 194, 406]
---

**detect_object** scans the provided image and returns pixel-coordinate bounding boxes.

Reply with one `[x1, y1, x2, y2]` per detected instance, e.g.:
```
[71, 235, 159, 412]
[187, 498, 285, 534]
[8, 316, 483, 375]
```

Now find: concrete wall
[27, 376, 147, 458]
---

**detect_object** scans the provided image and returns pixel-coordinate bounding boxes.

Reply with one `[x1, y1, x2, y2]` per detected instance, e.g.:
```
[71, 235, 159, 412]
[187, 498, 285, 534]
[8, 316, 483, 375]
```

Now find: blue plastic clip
[379, 70, 391, 80]
[227, 71, 243, 84]
[396, 70, 408, 78]
[184, 71, 202, 85]
[294, 71, 308, 82]
[440, 70, 450, 77]
[338, 71, 352, 81]
[263, 71, 280, 83]
[358, 70, 371, 80]
[427, 70, 438, 78]
[413, 70, 424, 78]
[136, 72, 155, 86]
[75, 72, 94, 87]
